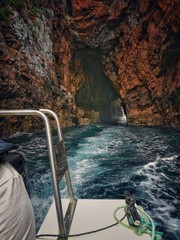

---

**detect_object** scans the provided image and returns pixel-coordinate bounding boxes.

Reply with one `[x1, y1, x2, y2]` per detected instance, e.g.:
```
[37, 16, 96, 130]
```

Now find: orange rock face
[0, 0, 179, 136]
[71, 0, 179, 127]
[116, 1, 179, 127]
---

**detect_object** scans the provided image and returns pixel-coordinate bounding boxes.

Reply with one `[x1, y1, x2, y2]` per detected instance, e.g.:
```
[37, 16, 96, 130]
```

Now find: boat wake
[7, 124, 180, 239]
[134, 155, 180, 240]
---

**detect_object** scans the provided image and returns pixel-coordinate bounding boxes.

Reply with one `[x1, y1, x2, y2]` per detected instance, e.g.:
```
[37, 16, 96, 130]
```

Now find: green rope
[113, 205, 163, 240]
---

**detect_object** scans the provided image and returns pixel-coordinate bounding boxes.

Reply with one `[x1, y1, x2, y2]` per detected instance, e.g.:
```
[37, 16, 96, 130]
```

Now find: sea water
[7, 124, 180, 240]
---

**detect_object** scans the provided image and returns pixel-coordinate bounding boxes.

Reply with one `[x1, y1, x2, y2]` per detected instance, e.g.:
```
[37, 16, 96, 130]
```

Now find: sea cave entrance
[75, 48, 127, 124]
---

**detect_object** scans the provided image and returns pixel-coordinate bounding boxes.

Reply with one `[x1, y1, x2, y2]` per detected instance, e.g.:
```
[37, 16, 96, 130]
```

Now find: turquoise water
[8, 124, 180, 240]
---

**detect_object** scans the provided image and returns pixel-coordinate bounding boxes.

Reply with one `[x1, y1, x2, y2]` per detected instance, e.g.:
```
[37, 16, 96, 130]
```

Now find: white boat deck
[37, 199, 150, 240]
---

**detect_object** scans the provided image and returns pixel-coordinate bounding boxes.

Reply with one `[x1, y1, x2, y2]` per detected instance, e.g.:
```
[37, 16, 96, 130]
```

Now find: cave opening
[75, 47, 125, 123]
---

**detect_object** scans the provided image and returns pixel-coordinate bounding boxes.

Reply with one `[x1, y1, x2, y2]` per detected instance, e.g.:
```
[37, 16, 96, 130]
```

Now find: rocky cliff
[71, 0, 179, 127]
[0, 0, 77, 136]
[0, 0, 179, 137]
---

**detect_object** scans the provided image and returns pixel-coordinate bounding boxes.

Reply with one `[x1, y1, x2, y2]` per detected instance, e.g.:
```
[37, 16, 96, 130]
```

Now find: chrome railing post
[40, 109, 63, 141]
[40, 109, 76, 204]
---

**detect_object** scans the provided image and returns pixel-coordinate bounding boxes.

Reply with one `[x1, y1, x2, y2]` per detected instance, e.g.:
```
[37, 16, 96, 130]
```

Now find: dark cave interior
[75, 48, 122, 122]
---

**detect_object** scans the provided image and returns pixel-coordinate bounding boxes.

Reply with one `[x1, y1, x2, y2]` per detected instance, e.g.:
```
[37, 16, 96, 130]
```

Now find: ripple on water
[136, 155, 180, 239]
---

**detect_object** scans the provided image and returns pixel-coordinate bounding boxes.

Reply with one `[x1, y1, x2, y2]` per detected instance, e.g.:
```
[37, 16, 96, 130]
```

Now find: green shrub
[0, 7, 10, 23]
[32, 0, 44, 8]
[31, 0, 44, 16]
[7, 0, 24, 10]
[0, 0, 24, 23]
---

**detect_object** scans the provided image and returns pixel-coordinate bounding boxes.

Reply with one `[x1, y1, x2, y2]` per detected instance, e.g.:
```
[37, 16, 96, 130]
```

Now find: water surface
[8, 124, 180, 240]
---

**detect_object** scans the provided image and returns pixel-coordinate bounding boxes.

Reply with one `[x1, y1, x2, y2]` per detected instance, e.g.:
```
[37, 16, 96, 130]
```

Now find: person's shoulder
[0, 162, 20, 187]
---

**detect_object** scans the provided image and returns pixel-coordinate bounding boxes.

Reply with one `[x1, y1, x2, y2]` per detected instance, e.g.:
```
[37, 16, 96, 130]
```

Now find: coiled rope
[114, 205, 163, 240]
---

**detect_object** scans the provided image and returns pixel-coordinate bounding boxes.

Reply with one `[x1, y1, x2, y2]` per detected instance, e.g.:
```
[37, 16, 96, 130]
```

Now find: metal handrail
[0, 109, 66, 237]
[40, 109, 76, 204]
